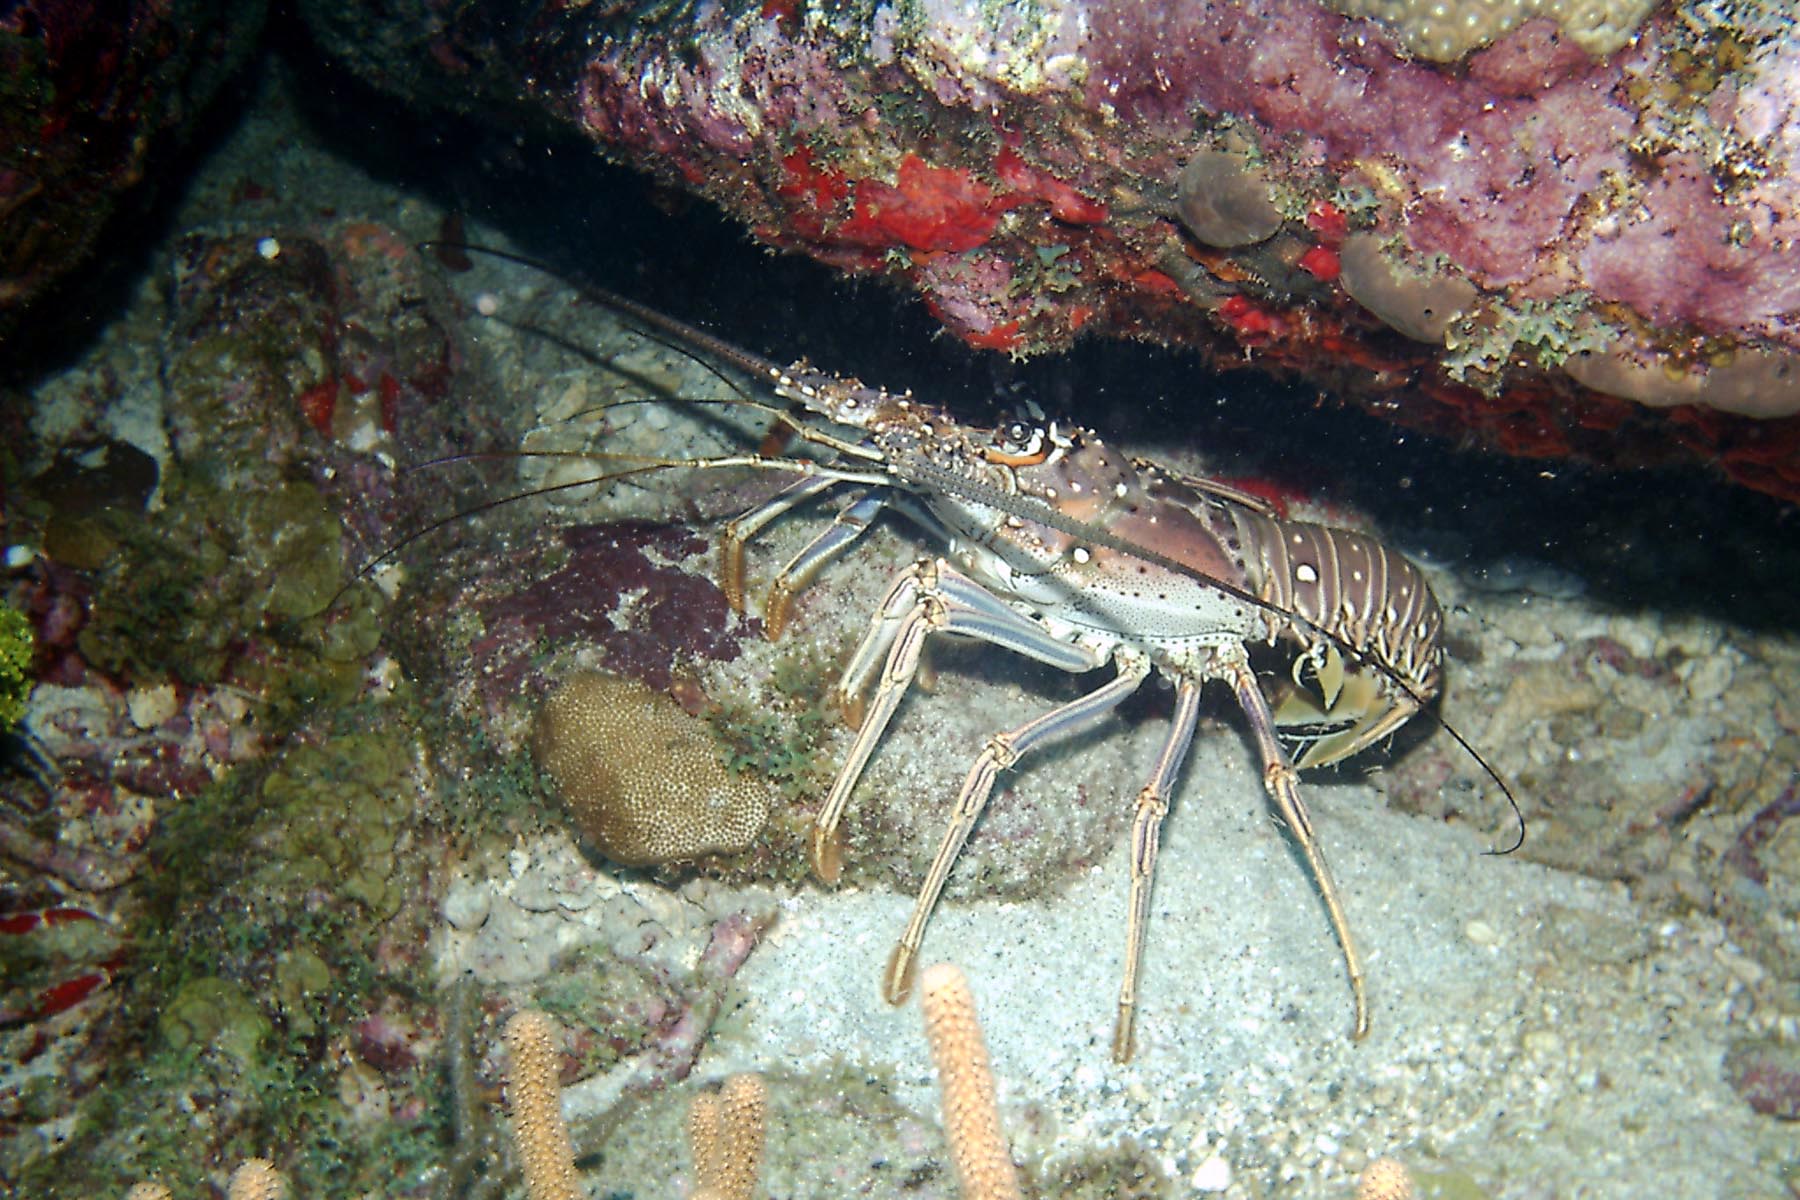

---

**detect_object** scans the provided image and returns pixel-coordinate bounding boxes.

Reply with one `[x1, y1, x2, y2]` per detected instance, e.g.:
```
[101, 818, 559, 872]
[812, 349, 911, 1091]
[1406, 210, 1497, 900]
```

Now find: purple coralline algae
[415, 521, 757, 724]
[299, 0, 1800, 502]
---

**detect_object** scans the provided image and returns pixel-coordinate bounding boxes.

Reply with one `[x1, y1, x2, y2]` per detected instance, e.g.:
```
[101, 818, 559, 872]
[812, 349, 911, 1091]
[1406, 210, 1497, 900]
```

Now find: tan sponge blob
[533, 672, 773, 866]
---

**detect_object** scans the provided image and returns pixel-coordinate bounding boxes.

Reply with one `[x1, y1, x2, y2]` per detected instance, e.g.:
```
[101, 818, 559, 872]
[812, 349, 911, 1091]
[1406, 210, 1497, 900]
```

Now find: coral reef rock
[533, 672, 774, 867]
[299, 0, 1800, 503]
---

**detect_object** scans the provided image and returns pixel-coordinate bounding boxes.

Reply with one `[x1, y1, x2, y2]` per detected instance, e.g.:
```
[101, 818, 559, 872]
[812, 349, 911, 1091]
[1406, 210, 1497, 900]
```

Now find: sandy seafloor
[13, 58, 1800, 1200]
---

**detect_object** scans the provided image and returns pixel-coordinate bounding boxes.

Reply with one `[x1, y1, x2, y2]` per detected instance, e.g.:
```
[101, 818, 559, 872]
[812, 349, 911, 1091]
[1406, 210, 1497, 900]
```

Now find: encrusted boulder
[298, 0, 1800, 501]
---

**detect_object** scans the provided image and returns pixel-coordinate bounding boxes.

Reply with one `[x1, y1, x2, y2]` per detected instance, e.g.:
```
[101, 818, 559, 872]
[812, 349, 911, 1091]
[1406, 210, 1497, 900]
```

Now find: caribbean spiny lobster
[434, 245, 1451, 1063]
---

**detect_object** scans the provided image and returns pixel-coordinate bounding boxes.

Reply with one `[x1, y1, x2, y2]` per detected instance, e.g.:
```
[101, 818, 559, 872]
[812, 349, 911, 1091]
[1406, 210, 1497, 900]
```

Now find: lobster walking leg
[1114, 676, 1203, 1064]
[830, 559, 934, 731]
[763, 490, 884, 639]
[1223, 654, 1370, 1041]
[883, 651, 1150, 1007]
[811, 559, 1106, 882]
[718, 475, 840, 614]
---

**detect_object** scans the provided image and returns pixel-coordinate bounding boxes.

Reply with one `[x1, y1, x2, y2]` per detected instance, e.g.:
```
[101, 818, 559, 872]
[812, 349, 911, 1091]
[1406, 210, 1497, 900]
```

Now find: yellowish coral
[0, 601, 32, 732]
[689, 1073, 767, 1200]
[503, 1010, 582, 1200]
[126, 1162, 288, 1200]
[225, 1160, 286, 1200]
[1357, 1156, 1415, 1200]
[919, 963, 1022, 1200]
[533, 672, 773, 866]
[1321, 0, 1659, 61]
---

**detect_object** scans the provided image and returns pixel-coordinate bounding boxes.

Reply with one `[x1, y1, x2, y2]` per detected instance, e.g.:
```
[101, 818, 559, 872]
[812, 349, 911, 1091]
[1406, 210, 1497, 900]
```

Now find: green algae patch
[274, 947, 333, 1037]
[1416, 1168, 1497, 1199]
[70, 471, 381, 725]
[159, 976, 273, 1063]
[710, 644, 840, 884]
[1043, 1139, 1175, 1198]
[0, 600, 33, 731]
[532, 944, 675, 1075]
[251, 481, 350, 620]
[256, 730, 417, 923]
[586, 1063, 952, 1200]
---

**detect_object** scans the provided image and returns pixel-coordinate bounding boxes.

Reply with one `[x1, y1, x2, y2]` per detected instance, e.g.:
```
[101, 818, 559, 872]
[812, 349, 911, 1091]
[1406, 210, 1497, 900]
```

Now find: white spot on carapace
[1114, 482, 1129, 498]
[1295, 563, 1319, 584]
[1072, 547, 1092, 564]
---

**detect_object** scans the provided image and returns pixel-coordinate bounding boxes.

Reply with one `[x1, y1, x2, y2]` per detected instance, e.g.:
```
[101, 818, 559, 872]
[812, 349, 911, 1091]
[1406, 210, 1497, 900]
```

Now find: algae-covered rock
[244, 481, 347, 621]
[163, 233, 337, 475]
[159, 976, 271, 1063]
[274, 948, 333, 1037]
[74, 472, 375, 714]
[256, 730, 416, 922]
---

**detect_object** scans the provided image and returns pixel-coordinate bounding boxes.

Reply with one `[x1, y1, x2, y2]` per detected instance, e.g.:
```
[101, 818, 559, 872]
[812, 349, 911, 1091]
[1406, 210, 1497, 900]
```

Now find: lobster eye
[982, 419, 1049, 466]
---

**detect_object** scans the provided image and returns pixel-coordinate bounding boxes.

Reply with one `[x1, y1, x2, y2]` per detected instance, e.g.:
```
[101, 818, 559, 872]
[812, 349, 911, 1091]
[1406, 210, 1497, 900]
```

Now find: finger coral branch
[1356, 1156, 1414, 1200]
[919, 963, 1022, 1200]
[225, 1159, 286, 1200]
[503, 1010, 582, 1200]
[688, 1073, 767, 1200]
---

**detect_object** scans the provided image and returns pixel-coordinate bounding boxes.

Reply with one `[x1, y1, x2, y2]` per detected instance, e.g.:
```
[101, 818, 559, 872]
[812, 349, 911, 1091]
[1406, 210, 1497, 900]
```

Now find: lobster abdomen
[1241, 509, 1444, 703]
